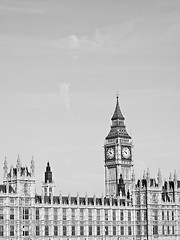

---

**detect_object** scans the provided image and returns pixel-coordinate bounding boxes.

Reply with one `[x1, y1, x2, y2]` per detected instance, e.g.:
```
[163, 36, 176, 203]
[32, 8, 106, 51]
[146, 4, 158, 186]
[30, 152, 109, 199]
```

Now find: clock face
[122, 146, 131, 159]
[106, 147, 115, 159]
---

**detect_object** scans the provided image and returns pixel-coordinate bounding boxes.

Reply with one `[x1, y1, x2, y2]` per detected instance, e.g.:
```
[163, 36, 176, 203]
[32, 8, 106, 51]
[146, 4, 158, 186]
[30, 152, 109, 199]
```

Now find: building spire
[111, 94, 125, 121]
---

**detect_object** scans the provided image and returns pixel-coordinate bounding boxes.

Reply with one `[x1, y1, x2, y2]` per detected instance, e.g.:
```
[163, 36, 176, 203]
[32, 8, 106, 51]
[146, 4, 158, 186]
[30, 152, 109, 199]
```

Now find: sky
[0, 0, 180, 196]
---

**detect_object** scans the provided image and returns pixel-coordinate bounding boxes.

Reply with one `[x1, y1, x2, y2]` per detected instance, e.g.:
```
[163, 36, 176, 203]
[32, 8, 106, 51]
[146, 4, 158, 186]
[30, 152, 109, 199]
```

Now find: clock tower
[104, 96, 133, 197]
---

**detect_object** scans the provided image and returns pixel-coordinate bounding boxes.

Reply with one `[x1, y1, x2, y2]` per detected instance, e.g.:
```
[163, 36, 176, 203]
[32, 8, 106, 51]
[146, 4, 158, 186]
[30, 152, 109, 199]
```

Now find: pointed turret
[45, 162, 52, 183]
[30, 156, 35, 177]
[3, 156, 8, 180]
[106, 96, 131, 140]
[111, 95, 125, 121]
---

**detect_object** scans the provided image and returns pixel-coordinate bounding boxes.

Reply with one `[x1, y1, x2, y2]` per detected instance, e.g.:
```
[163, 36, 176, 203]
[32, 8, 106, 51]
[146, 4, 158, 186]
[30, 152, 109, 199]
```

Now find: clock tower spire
[104, 96, 133, 197]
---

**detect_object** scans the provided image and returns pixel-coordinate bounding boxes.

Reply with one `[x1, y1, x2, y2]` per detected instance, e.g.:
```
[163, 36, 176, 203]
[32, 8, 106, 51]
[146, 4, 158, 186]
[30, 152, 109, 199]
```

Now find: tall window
[112, 210, 116, 221]
[121, 226, 124, 235]
[71, 209, 75, 221]
[153, 210, 158, 221]
[167, 226, 170, 234]
[23, 208, 29, 220]
[105, 226, 108, 235]
[162, 211, 164, 220]
[44, 208, 49, 221]
[10, 225, 14, 236]
[96, 209, 100, 221]
[63, 226, 67, 236]
[162, 225, 165, 235]
[54, 208, 58, 220]
[144, 211, 147, 221]
[0, 226, 3, 236]
[80, 209, 84, 221]
[88, 209, 92, 221]
[0, 208, 3, 220]
[23, 226, 29, 236]
[10, 207, 14, 219]
[137, 211, 141, 221]
[36, 226, 40, 236]
[97, 226, 100, 236]
[89, 226, 92, 236]
[120, 211, 124, 221]
[113, 226, 116, 235]
[137, 225, 141, 235]
[128, 211, 131, 222]
[172, 226, 175, 235]
[72, 226, 75, 236]
[80, 226, 84, 236]
[36, 208, 39, 220]
[172, 211, 174, 220]
[0, 198, 3, 205]
[45, 226, 49, 236]
[54, 226, 58, 236]
[167, 211, 169, 220]
[153, 225, 158, 235]
[128, 226, 132, 235]
[105, 210, 108, 221]
[63, 208, 66, 220]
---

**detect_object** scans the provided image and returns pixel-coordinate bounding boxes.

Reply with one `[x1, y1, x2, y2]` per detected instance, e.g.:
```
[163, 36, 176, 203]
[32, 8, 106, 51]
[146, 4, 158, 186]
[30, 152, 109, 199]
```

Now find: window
[54, 226, 58, 236]
[167, 211, 169, 221]
[128, 211, 131, 222]
[71, 209, 75, 220]
[144, 211, 147, 221]
[172, 226, 175, 235]
[63, 226, 67, 236]
[36, 226, 40, 236]
[0, 226, 3, 236]
[136, 195, 140, 205]
[162, 211, 164, 220]
[80, 209, 84, 221]
[44, 208, 49, 221]
[10, 198, 14, 205]
[97, 226, 100, 235]
[112, 210, 116, 221]
[23, 208, 29, 220]
[23, 226, 29, 236]
[36, 208, 39, 220]
[0, 198, 3, 205]
[167, 226, 170, 235]
[10, 225, 14, 236]
[137, 225, 140, 235]
[89, 226, 92, 235]
[128, 226, 132, 235]
[144, 225, 147, 235]
[88, 209, 92, 221]
[172, 211, 174, 221]
[105, 226, 108, 235]
[45, 226, 49, 236]
[96, 209, 100, 221]
[0, 208, 3, 220]
[153, 210, 158, 221]
[121, 226, 124, 235]
[153, 225, 158, 235]
[137, 211, 141, 221]
[10, 207, 14, 219]
[105, 210, 108, 221]
[80, 226, 84, 236]
[162, 225, 165, 235]
[120, 211, 124, 221]
[63, 208, 66, 220]
[54, 208, 58, 220]
[72, 226, 75, 236]
[113, 226, 116, 235]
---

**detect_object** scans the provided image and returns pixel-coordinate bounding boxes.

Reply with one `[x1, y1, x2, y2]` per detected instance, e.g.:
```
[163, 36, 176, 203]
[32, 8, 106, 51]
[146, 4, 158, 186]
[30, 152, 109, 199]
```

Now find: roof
[111, 97, 125, 121]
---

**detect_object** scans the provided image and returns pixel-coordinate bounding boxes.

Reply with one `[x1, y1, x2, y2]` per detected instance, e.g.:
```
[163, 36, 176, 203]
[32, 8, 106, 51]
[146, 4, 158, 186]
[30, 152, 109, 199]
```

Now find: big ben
[104, 95, 133, 197]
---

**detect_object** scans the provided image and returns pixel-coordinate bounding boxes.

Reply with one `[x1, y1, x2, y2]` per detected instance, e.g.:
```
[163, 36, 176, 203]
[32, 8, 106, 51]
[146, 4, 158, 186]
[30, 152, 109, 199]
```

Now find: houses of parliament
[0, 96, 180, 240]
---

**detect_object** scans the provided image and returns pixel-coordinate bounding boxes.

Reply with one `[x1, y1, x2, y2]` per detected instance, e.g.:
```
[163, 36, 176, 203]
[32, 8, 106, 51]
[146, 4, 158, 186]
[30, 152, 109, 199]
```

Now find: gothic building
[0, 96, 180, 240]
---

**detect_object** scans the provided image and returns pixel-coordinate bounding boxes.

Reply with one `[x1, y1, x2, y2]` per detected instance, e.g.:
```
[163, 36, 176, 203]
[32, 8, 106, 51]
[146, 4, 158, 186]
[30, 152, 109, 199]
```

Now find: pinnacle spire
[111, 95, 125, 121]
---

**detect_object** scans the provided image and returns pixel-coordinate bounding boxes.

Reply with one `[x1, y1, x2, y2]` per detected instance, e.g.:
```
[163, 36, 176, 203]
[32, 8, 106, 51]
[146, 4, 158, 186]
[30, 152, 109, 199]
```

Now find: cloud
[58, 82, 71, 116]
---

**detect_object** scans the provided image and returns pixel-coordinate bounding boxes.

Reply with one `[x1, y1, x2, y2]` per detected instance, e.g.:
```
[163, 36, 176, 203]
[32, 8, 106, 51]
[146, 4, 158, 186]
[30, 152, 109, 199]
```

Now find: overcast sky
[0, 0, 180, 196]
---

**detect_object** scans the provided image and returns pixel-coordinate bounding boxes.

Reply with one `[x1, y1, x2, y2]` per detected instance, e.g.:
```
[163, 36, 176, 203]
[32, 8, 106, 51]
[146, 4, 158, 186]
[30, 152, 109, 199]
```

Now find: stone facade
[0, 97, 180, 240]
